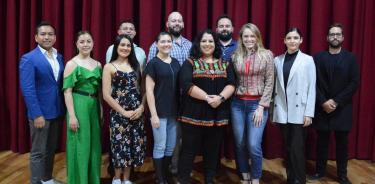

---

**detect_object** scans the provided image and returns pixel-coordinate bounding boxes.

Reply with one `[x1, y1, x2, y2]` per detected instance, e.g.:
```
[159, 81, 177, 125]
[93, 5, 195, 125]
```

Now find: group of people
[19, 11, 359, 184]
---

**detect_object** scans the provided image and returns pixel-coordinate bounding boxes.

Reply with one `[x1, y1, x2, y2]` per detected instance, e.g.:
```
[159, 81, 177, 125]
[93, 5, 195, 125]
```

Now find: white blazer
[272, 51, 316, 124]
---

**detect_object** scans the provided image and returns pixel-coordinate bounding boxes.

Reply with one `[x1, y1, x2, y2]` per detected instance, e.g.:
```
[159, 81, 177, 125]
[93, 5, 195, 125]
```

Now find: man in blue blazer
[19, 21, 65, 184]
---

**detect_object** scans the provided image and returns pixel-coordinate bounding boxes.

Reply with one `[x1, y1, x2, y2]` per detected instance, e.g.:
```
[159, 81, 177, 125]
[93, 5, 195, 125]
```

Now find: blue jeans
[152, 117, 177, 159]
[231, 98, 268, 179]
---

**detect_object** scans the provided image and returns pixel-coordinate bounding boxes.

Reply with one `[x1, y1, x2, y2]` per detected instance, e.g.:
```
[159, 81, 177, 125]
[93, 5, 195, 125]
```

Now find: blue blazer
[19, 46, 65, 120]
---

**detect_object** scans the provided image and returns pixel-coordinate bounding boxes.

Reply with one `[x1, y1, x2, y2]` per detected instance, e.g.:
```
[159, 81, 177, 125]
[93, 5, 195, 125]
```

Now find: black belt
[73, 89, 98, 98]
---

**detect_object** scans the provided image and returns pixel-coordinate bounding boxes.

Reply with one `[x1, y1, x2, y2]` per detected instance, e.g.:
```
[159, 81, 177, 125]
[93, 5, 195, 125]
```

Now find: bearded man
[308, 23, 360, 184]
[147, 11, 192, 65]
[215, 15, 237, 62]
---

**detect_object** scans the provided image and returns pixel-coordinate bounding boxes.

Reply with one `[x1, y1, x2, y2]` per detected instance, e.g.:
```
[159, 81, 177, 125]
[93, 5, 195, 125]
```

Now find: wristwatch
[219, 94, 226, 102]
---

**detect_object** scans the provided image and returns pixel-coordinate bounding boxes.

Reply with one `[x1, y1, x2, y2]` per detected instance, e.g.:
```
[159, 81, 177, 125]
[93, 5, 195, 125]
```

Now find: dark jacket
[313, 49, 359, 131]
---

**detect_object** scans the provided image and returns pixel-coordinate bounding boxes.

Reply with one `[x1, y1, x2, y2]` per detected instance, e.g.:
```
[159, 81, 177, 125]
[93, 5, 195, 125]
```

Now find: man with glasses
[308, 23, 359, 184]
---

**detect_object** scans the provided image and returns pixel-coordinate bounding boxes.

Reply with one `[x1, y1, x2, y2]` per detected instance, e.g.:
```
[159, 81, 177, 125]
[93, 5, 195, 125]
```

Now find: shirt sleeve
[144, 60, 156, 80]
[225, 62, 236, 87]
[106, 45, 113, 63]
[147, 42, 157, 63]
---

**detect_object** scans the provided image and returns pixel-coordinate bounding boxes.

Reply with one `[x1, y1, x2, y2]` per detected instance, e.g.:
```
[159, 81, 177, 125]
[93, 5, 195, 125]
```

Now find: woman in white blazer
[272, 28, 316, 184]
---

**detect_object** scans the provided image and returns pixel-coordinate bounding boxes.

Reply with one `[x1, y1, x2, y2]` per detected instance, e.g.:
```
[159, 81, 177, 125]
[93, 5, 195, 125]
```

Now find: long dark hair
[189, 29, 222, 60]
[110, 34, 142, 89]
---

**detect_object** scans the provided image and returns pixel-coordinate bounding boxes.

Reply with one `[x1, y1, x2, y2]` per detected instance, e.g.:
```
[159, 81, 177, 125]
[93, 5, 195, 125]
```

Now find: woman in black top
[177, 29, 236, 184]
[145, 32, 180, 184]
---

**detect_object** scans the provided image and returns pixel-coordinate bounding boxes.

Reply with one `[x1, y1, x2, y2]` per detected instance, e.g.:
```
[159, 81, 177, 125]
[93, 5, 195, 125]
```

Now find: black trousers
[315, 130, 349, 178]
[178, 123, 224, 184]
[280, 123, 306, 184]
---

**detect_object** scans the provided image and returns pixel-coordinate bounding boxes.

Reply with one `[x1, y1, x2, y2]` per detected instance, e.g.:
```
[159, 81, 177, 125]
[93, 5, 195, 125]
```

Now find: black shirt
[283, 50, 298, 89]
[145, 57, 181, 118]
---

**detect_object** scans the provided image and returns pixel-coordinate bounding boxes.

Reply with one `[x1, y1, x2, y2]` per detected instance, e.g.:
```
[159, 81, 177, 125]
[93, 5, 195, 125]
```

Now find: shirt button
[296, 93, 298, 95]
[296, 104, 299, 107]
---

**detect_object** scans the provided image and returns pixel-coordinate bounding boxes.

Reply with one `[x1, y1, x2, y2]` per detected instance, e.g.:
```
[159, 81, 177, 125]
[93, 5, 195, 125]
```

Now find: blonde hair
[232, 23, 268, 65]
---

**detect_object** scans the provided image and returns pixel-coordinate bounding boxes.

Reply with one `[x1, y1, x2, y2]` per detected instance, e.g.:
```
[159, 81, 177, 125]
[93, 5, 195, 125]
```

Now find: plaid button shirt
[147, 36, 192, 65]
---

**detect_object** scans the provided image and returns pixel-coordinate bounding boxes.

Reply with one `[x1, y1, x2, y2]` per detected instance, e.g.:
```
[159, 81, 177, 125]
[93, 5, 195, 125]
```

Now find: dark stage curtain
[1, 0, 374, 161]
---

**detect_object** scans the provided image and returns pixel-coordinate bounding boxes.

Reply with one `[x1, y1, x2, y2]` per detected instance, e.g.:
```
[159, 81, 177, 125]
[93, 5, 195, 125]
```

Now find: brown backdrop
[1, 0, 374, 161]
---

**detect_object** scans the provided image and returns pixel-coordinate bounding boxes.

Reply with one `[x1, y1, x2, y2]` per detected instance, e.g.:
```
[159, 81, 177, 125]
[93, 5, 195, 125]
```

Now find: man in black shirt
[308, 23, 360, 184]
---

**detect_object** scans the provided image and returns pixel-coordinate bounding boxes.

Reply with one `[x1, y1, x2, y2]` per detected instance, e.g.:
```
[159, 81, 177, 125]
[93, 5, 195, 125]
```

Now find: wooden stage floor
[0, 151, 374, 184]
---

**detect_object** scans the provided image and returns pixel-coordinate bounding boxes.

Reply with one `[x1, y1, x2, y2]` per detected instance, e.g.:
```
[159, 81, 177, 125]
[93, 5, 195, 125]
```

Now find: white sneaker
[112, 178, 122, 184]
[41, 180, 53, 184]
[52, 179, 64, 184]
[41, 179, 64, 184]
[122, 180, 133, 184]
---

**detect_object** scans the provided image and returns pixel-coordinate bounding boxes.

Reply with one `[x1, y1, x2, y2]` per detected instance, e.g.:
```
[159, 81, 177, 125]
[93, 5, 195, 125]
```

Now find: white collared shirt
[38, 45, 60, 81]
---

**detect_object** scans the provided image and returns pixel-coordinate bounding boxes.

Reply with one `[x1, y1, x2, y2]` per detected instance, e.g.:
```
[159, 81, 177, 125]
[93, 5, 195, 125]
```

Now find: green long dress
[63, 63, 102, 184]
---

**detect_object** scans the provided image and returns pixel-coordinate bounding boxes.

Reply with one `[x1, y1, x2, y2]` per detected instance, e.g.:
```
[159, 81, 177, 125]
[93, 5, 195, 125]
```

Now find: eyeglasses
[328, 33, 343, 38]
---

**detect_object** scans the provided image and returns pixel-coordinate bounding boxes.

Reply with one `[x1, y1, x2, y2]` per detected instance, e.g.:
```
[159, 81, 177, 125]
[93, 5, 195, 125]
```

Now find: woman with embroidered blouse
[177, 29, 235, 184]
[231, 23, 274, 184]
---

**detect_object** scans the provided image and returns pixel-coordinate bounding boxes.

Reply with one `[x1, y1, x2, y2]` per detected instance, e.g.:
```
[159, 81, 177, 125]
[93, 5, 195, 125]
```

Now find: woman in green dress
[63, 31, 102, 184]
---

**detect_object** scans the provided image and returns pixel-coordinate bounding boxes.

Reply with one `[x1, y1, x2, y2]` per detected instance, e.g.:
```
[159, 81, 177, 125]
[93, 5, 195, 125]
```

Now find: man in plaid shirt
[147, 11, 192, 65]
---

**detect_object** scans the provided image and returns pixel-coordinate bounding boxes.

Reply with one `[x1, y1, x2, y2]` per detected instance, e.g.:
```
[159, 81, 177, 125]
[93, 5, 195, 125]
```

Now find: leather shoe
[338, 176, 352, 184]
[307, 173, 324, 181]
[286, 179, 302, 184]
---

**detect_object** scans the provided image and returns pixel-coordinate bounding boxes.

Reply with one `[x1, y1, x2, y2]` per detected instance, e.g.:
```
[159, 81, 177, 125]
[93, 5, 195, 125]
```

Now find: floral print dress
[110, 67, 146, 168]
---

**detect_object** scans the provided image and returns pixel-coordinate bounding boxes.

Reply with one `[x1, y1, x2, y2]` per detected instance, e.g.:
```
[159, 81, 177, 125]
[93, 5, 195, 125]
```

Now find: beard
[168, 27, 183, 37]
[329, 39, 343, 48]
[217, 31, 233, 42]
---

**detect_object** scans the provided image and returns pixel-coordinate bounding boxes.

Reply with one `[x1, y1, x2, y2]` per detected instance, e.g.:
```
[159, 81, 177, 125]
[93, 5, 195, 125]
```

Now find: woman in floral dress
[102, 34, 146, 184]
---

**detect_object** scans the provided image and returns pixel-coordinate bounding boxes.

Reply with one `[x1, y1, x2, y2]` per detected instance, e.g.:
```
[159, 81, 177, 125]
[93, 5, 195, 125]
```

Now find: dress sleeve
[179, 59, 194, 95]
[225, 62, 236, 86]
[62, 68, 78, 91]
